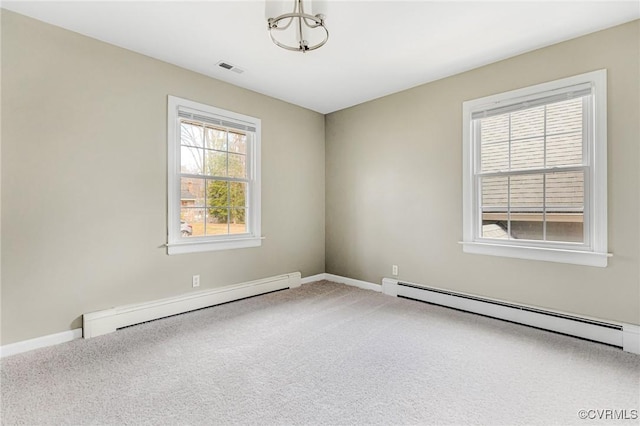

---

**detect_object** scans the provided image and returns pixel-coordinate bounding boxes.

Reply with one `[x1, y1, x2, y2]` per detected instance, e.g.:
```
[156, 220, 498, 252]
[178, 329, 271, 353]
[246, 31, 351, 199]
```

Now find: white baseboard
[0, 328, 83, 358]
[84, 272, 302, 339]
[623, 324, 640, 354]
[302, 273, 381, 292]
[7, 273, 635, 357]
[301, 273, 327, 284]
[325, 274, 381, 292]
[382, 278, 639, 355]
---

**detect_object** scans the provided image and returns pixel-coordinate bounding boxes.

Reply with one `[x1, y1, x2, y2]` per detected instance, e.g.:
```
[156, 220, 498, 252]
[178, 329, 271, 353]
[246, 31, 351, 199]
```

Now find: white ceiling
[4, 1, 639, 114]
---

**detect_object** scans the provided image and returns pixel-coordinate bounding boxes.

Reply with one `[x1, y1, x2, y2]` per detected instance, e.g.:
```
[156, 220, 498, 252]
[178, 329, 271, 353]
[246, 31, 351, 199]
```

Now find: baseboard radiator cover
[382, 278, 639, 354]
[84, 272, 302, 339]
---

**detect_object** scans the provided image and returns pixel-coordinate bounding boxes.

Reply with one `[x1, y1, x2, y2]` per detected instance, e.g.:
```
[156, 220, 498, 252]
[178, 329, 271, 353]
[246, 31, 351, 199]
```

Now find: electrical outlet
[392, 265, 398, 276]
[192, 275, 200, 288]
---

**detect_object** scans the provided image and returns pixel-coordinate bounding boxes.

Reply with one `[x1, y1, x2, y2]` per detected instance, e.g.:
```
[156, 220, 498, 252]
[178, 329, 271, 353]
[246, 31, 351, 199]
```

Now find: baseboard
[325, 274, 381, 292]
[623, 323, 640, 354]
[83, 272, 302, 339]
[302, 273, 381, 292]
[9, 273, 634, 357]
[301, 273, 327, 284]
[0, 328, 83, 358]
[382, 278, 639, 355]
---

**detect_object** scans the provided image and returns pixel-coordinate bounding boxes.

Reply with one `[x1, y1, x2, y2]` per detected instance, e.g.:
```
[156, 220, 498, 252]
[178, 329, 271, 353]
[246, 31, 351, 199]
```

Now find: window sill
[167, 236, 263, 255]
[461, 241, 610, 267]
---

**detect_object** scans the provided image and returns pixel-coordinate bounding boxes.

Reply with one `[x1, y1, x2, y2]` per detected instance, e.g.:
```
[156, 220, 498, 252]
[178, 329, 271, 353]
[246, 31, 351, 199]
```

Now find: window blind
[178, 109, 257, 133]
[471, 83, 592, 120]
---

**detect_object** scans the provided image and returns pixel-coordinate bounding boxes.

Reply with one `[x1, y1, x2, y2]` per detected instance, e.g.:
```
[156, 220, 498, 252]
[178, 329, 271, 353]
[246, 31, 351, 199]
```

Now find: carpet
[2, 280, 639, 425]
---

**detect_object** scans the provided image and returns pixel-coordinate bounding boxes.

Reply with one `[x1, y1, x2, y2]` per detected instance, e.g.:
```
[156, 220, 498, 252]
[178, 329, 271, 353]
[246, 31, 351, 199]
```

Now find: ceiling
[4, 1, 639, 114]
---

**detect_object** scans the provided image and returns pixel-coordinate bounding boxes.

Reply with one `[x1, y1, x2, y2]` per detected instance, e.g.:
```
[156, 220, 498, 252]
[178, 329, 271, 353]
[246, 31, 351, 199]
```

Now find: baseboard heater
[83, 272, 302, 339]
[382, 278, 639, 354]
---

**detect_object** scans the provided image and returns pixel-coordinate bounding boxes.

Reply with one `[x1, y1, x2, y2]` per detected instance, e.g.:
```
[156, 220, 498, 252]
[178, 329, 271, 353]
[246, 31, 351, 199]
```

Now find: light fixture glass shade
[310, 0, 327, 17]
[266, 0, 329, 52]
[265, 0, 287, 20]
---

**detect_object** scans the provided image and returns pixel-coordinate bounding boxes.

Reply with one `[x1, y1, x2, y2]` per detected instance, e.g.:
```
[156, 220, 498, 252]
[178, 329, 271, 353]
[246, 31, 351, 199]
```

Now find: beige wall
[326, 20, 640, 325]
[2, 11, 638, 346]
[1, 11, 325, 345]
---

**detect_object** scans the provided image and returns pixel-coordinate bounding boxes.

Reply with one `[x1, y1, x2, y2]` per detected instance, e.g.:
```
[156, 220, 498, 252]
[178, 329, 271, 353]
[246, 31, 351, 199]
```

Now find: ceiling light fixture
[266, 0, 328, 53]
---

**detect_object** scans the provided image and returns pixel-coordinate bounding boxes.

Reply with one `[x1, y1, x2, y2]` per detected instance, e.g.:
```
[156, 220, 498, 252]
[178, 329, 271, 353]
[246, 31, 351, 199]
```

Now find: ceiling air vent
[217, 61, 245, 74]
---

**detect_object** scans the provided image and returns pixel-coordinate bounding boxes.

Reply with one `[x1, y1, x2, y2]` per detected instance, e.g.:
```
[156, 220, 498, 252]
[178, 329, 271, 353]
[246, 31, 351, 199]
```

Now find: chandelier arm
[269, 30, 305, 52]
[303, 14, 323, 27]
[268, 22, 328, 52]
[271, 15, 295, 31]
[303, 20, 324, 29]
[269, 12, 322, 27]
[303, 25, 328, 51]
[297, 14, 304, 48]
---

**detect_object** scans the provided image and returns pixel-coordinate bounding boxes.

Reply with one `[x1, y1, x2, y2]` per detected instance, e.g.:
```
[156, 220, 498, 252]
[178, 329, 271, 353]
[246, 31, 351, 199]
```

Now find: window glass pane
[546, 171, 583, 211]
[511, 137, 544, 171]
[546, 98, 582, 135]
[228, 153, 247, 178]
[181, 122, 203, 147]
[181, 146, 202, 175]
[481, 176, 508, 239]
[511, 106, 544, 140]
[181, 178, 205, 207]
[546, 171, 584, 243]
[482, 176, 508, 211]
[181, 208, 204, 237]
[481, 222, 509, 239]
[510, 174, 543, 240]
[510, 219, 543, 241]
[481, 141, 508, 173]
[546, 132, 582, 167]
[510, 174, 543, 209]
[228, 132, 247, 154]
[229, 209, 247, 234]
[205, 127, 227, 151]
[546, 221, 583, 243]
[207, 180, 229, 208]
[481, 114, 509, 143]
[205, 150, 227, 177]
[229, 182, 247, 207]
[480, 115, 509, 173]
[206, 208, 229, 235]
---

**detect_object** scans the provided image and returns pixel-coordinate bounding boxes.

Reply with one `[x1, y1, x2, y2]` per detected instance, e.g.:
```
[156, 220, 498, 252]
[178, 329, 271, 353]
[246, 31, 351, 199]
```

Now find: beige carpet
[2, 280, 639, 425]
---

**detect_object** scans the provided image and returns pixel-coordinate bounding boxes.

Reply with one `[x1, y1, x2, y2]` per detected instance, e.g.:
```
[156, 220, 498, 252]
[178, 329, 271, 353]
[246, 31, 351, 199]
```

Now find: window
[167, 96, 261, 254]
[462, 70, 608, 267]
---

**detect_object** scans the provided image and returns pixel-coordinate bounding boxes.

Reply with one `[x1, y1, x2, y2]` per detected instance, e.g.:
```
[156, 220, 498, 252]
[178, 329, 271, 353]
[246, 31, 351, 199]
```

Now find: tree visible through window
[180, 121, 249, 237]
[167, 96, 261, 254]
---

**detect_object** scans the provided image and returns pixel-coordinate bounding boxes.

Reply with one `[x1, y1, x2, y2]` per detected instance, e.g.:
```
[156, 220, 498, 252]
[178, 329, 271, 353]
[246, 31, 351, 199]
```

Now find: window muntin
[462, 70, 608, 267]
[167, 96, 261, 254]
[475, 96, 587, 245]
[179, 120, 250, 238]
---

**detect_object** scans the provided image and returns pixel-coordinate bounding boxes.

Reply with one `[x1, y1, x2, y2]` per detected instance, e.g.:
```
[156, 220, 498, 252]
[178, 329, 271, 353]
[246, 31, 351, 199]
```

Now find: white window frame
[462, 70, 609, 267]
[167, 96, 261, 255]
